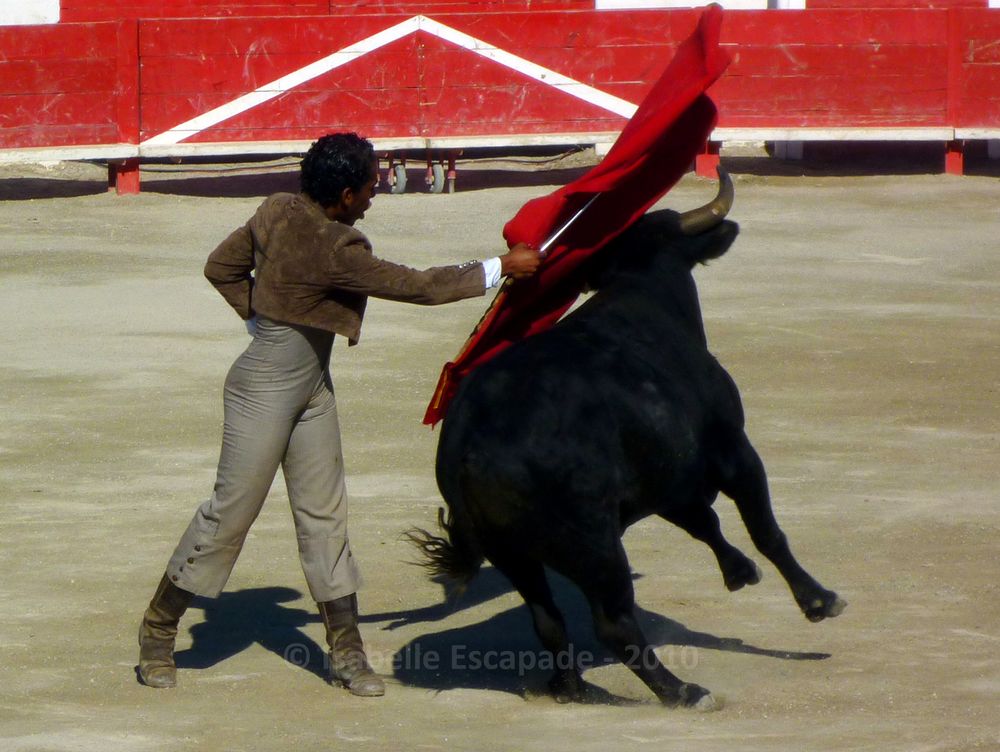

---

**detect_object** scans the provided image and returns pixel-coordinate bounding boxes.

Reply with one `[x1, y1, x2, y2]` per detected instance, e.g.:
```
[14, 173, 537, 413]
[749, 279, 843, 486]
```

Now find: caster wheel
[427, 162, 445, 194]
[390, 164, 407, 194]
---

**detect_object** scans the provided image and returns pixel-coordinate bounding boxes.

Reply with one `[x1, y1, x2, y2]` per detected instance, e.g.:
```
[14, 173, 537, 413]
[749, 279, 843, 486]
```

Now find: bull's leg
[580, 542, 715, 710]
[659, 504, 762, 592]
[490, 557, 583, 702]
[716, 436, 846, 622]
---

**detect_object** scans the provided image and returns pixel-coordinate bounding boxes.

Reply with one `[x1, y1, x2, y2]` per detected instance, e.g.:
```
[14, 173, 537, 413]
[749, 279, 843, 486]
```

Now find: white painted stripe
[0, 144, 138, 163]
[711, 126, 954, 141]
[955, 128, 1000, 139]
[143, 16, 423, 146]
[143, 15, 637, 146]
[417, 17, 638, 119]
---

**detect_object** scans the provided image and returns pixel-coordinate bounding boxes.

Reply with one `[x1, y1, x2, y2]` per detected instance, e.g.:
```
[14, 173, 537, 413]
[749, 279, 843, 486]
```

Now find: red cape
[424, 4, 731, 426]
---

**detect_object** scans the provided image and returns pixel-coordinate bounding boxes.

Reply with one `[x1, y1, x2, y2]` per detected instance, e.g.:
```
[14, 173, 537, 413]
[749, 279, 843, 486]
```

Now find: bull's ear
[686, 220, 739, 266]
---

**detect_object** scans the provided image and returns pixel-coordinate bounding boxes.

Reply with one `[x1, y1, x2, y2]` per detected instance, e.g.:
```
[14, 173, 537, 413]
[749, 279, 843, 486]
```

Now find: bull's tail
[404, 505, 484, 600]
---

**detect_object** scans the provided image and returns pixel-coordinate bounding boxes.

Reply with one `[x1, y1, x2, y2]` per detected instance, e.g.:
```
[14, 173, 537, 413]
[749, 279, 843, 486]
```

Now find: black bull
[410, 172, 846, 709]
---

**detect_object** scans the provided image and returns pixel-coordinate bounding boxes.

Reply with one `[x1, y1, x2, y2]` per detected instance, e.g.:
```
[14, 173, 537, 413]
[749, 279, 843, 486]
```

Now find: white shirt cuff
[482, 257, 503, 289]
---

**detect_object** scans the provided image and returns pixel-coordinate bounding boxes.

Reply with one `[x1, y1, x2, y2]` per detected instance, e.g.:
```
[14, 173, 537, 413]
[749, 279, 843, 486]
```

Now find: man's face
[341, 159, 379, 226]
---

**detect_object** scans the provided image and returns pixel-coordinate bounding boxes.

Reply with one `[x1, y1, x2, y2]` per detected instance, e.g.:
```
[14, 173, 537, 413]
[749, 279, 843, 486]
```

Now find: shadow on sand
[143, 566, 829, 702]
[7, 141, 997, 202]
[170, 586, 328, 681]
[0, 176, 109, 201]
[369, 566, 831, 703]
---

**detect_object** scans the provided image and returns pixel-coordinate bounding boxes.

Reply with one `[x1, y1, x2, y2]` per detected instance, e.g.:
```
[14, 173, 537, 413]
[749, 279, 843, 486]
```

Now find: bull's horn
[678, 166, 734, 235]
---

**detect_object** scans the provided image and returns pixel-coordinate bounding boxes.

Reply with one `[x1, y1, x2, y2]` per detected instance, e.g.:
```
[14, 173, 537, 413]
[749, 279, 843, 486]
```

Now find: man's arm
[326, 235, 541, 304]
[204, 223, 255, 320]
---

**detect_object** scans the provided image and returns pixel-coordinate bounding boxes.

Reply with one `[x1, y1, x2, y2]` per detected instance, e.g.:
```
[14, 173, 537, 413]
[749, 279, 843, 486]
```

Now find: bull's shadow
[364, 566, 516, 631]
[381, 566, 830, 702]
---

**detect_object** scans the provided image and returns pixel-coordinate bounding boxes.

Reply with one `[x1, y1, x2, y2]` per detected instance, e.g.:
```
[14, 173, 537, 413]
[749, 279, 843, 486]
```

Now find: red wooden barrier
[717, 9, 950, 128]
[55, 0, 994, 20]
[950, 8, 1000, 128]
[1, 7, 998, 192]
[136, 11, 698, 144]
[60, 1, 329, 23]
[59, 0, 591, 23]
[135, 8, 985, 143]
[0, 20, 137, 148]
[807, 1, 984, 7]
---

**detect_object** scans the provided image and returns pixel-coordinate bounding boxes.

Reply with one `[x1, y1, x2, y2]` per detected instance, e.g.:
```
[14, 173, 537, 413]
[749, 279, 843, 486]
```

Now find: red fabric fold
[424, 4, 731, 425]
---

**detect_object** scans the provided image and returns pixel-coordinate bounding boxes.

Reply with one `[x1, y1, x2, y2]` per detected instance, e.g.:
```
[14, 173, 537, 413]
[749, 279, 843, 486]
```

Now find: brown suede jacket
[204, 192, 487, 345]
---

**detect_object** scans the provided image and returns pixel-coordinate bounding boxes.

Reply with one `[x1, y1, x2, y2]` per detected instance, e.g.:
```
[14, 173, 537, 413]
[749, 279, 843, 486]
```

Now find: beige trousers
[166, 317, 362, 602]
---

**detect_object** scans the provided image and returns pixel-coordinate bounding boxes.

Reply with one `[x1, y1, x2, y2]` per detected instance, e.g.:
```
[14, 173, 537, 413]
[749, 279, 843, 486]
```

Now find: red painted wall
[807, 1, 984, 8]
[1, 9, 997, 152]
[718, 9, 951, 127]
[56, 0, 993, 22]
[59, 0, 593, 23]
[136, 10, 700, 143]
[0, 20, 137, 149]
[60, 1, 328, 23]
[949, 9, 1000, 127]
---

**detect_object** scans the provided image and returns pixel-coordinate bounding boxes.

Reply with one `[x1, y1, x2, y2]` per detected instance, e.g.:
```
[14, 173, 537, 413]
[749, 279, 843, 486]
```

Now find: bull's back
[436, 315, 739, 523]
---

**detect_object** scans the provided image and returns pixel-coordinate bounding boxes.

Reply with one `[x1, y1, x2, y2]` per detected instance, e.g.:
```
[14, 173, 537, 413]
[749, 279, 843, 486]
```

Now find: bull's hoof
[803, 591, 847, 622]
[548, 670, 586, 704]
[691, 691, 720, 712]
[723, 556, 762, 592]
[664, 682, 717, 711]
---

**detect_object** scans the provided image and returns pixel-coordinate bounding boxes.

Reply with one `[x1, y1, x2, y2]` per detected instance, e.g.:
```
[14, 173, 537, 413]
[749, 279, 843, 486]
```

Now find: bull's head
[584, 168, 739, 291]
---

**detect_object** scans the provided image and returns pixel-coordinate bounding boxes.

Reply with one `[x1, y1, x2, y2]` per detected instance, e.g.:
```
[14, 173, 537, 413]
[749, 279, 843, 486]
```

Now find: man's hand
[499, 242, 542, 280]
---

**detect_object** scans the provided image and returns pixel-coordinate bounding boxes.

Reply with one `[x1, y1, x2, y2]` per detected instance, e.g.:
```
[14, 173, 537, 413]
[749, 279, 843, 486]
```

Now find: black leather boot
[138, 573, 195, 688]
[318, 594, 385, 697]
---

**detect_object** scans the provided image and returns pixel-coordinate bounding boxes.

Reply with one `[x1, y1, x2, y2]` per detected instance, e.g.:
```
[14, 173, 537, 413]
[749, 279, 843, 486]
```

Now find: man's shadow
[171, 586, 328, 681]
[375, 566, 832, 703]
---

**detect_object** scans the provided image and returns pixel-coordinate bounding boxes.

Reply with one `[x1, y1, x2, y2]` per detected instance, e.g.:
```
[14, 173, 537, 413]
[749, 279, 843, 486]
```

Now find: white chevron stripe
[417, 17, 637, 119]
[143, 15, 637, 146]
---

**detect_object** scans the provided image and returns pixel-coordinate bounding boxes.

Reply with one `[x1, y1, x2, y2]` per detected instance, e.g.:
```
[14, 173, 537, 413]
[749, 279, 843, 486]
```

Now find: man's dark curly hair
[300, 133, 376, 207]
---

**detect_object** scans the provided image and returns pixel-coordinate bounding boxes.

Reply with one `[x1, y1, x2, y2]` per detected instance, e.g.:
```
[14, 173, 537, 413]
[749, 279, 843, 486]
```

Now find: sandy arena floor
[0, 152, 998, 751]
